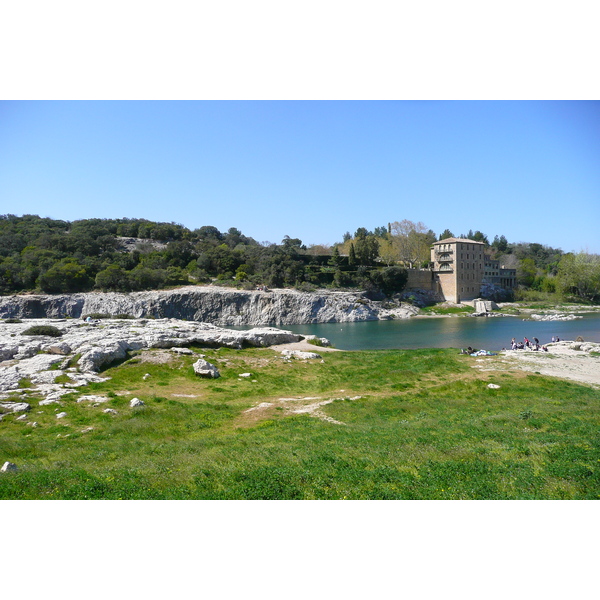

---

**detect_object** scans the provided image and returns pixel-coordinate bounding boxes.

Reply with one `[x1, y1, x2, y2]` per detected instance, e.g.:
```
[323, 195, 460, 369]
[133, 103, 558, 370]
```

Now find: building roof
[433, 237, 485, 245]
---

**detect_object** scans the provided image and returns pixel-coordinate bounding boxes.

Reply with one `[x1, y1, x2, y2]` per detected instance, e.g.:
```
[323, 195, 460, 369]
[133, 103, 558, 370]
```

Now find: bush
[80, 313, 132, 320]
[22, 325, 62, 337]
[95, 265, 131, 291]
[369, 266, 408, 297]
[295, 281, 317, 292]
[3, 318, 22, 323]
[37, 261, 93, 293]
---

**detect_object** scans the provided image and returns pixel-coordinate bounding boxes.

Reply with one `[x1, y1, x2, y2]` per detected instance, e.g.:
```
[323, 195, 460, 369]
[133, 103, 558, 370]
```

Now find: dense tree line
[0, 215, 409, 298]
[1, 214, 598, 302]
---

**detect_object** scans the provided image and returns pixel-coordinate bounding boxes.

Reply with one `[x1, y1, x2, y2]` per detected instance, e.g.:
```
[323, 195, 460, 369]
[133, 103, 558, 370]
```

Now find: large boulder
[78, 339, 133, 372]
[193, 359, 220, 378]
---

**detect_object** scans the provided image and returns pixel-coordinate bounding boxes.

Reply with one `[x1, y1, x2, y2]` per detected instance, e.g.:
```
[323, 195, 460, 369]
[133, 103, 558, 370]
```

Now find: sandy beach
[474, 340, 600, 388]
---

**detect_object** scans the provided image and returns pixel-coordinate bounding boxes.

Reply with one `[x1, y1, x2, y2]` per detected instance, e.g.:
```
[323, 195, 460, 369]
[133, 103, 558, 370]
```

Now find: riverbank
[479, 341, 600, 388]
[2, 342, 599, 500]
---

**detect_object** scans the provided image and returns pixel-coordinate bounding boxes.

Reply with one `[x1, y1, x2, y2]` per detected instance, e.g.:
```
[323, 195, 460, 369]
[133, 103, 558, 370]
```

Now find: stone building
[430, 237, 516, 303]
[483, 256, 517, 290]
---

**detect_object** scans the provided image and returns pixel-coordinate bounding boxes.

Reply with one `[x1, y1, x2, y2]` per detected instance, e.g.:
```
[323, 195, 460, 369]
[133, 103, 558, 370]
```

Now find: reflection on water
[270, 314, 600, 351]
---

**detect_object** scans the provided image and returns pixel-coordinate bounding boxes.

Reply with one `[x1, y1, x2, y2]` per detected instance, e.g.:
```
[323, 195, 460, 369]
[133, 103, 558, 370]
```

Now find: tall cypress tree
[348, 243, 357, 268]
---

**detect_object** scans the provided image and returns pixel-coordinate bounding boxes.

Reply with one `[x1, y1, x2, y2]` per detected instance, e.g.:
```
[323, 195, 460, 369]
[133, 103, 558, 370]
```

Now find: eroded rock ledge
[0, 318, 305, 408]
[0, 286, 419, 325]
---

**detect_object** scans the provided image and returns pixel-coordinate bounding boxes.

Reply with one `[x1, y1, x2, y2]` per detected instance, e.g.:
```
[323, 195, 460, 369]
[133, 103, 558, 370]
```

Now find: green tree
[354, 234, 379, 265]
[517, 258, 537, 287]
[389, 220, 431, 268]
[556, 252, 600, 302]
[370, 266, 408, 296]
[472, 231, 489, 245]
[348, 243, 357, 268]
[95, 265, 131, 291]
[328, 246, 343, 267]
[37, 260, 93, 293]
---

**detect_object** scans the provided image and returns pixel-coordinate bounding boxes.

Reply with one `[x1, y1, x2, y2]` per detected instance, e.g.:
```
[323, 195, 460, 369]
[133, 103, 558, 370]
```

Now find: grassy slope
[1, 347, 599, 499]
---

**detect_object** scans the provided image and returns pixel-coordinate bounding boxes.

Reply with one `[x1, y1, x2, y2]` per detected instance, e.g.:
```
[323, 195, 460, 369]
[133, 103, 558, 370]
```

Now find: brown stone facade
[430, 238, 486, 303]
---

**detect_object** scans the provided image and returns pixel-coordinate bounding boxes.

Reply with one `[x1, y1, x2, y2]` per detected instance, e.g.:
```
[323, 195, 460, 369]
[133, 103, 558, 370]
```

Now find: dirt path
[268, 340, 342, 353]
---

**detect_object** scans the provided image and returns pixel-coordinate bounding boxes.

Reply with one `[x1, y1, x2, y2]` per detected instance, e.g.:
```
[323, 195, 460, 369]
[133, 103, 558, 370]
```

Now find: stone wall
[406, 269, 435, 290]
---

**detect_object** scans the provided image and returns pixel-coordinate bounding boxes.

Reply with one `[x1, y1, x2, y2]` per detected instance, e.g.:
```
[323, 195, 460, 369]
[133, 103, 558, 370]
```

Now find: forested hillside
[0, 215, 598, 302]
[0, 215, 407, 296]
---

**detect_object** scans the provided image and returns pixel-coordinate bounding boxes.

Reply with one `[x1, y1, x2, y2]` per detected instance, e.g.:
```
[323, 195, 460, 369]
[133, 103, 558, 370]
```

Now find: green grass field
[1, 346, 599, 499]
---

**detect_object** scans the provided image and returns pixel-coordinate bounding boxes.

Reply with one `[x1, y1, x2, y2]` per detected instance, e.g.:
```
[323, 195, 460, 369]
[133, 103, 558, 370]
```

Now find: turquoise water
[268, 313, 600, 351]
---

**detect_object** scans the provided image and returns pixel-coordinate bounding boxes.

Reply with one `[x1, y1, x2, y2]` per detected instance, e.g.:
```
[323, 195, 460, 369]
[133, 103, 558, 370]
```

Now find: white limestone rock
[193, 359, 220, 378]
[1, 461, 17, 473]
[103, 408, 118, 415]
[531, 313, 582, 321]
[56, 412, 67, 419]
[281, 350, 322, 360]
[0, 401, 31, 413]
[78, 339, 131, 372]
[76, 395, 109, 404]
[45, 341, 72, 355]
[487, 383, 501, 389]
[130, 398, 145, 408]
[0, 287, 419, 326]
[170, 347, 193, 354]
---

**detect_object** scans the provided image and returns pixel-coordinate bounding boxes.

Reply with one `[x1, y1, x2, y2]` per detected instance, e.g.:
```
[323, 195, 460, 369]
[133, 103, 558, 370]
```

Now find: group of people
[510, 336, 550, 351]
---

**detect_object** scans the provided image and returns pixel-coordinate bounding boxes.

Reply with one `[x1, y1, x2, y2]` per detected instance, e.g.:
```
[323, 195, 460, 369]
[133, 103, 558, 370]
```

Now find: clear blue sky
[1, 101, 598, 253]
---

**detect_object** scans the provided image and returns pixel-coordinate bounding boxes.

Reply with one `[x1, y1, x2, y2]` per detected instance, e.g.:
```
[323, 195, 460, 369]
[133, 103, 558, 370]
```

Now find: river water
[270, 313, 600, 351]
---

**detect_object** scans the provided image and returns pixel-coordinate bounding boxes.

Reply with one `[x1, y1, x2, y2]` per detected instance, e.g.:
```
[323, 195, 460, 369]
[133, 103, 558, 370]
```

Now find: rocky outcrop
[0, 286, 419, 325]
[0, 318, 307, 405]
[0, 401, 30, 414]
[530, 313, 583, 322]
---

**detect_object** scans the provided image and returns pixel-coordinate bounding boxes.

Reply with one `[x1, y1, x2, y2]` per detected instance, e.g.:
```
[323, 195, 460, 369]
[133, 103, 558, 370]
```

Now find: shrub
[296, 281, 317, 292]
[3, 318, 22, 323]
[21, 325, 62, 337]
[37, 260, 93, 293]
